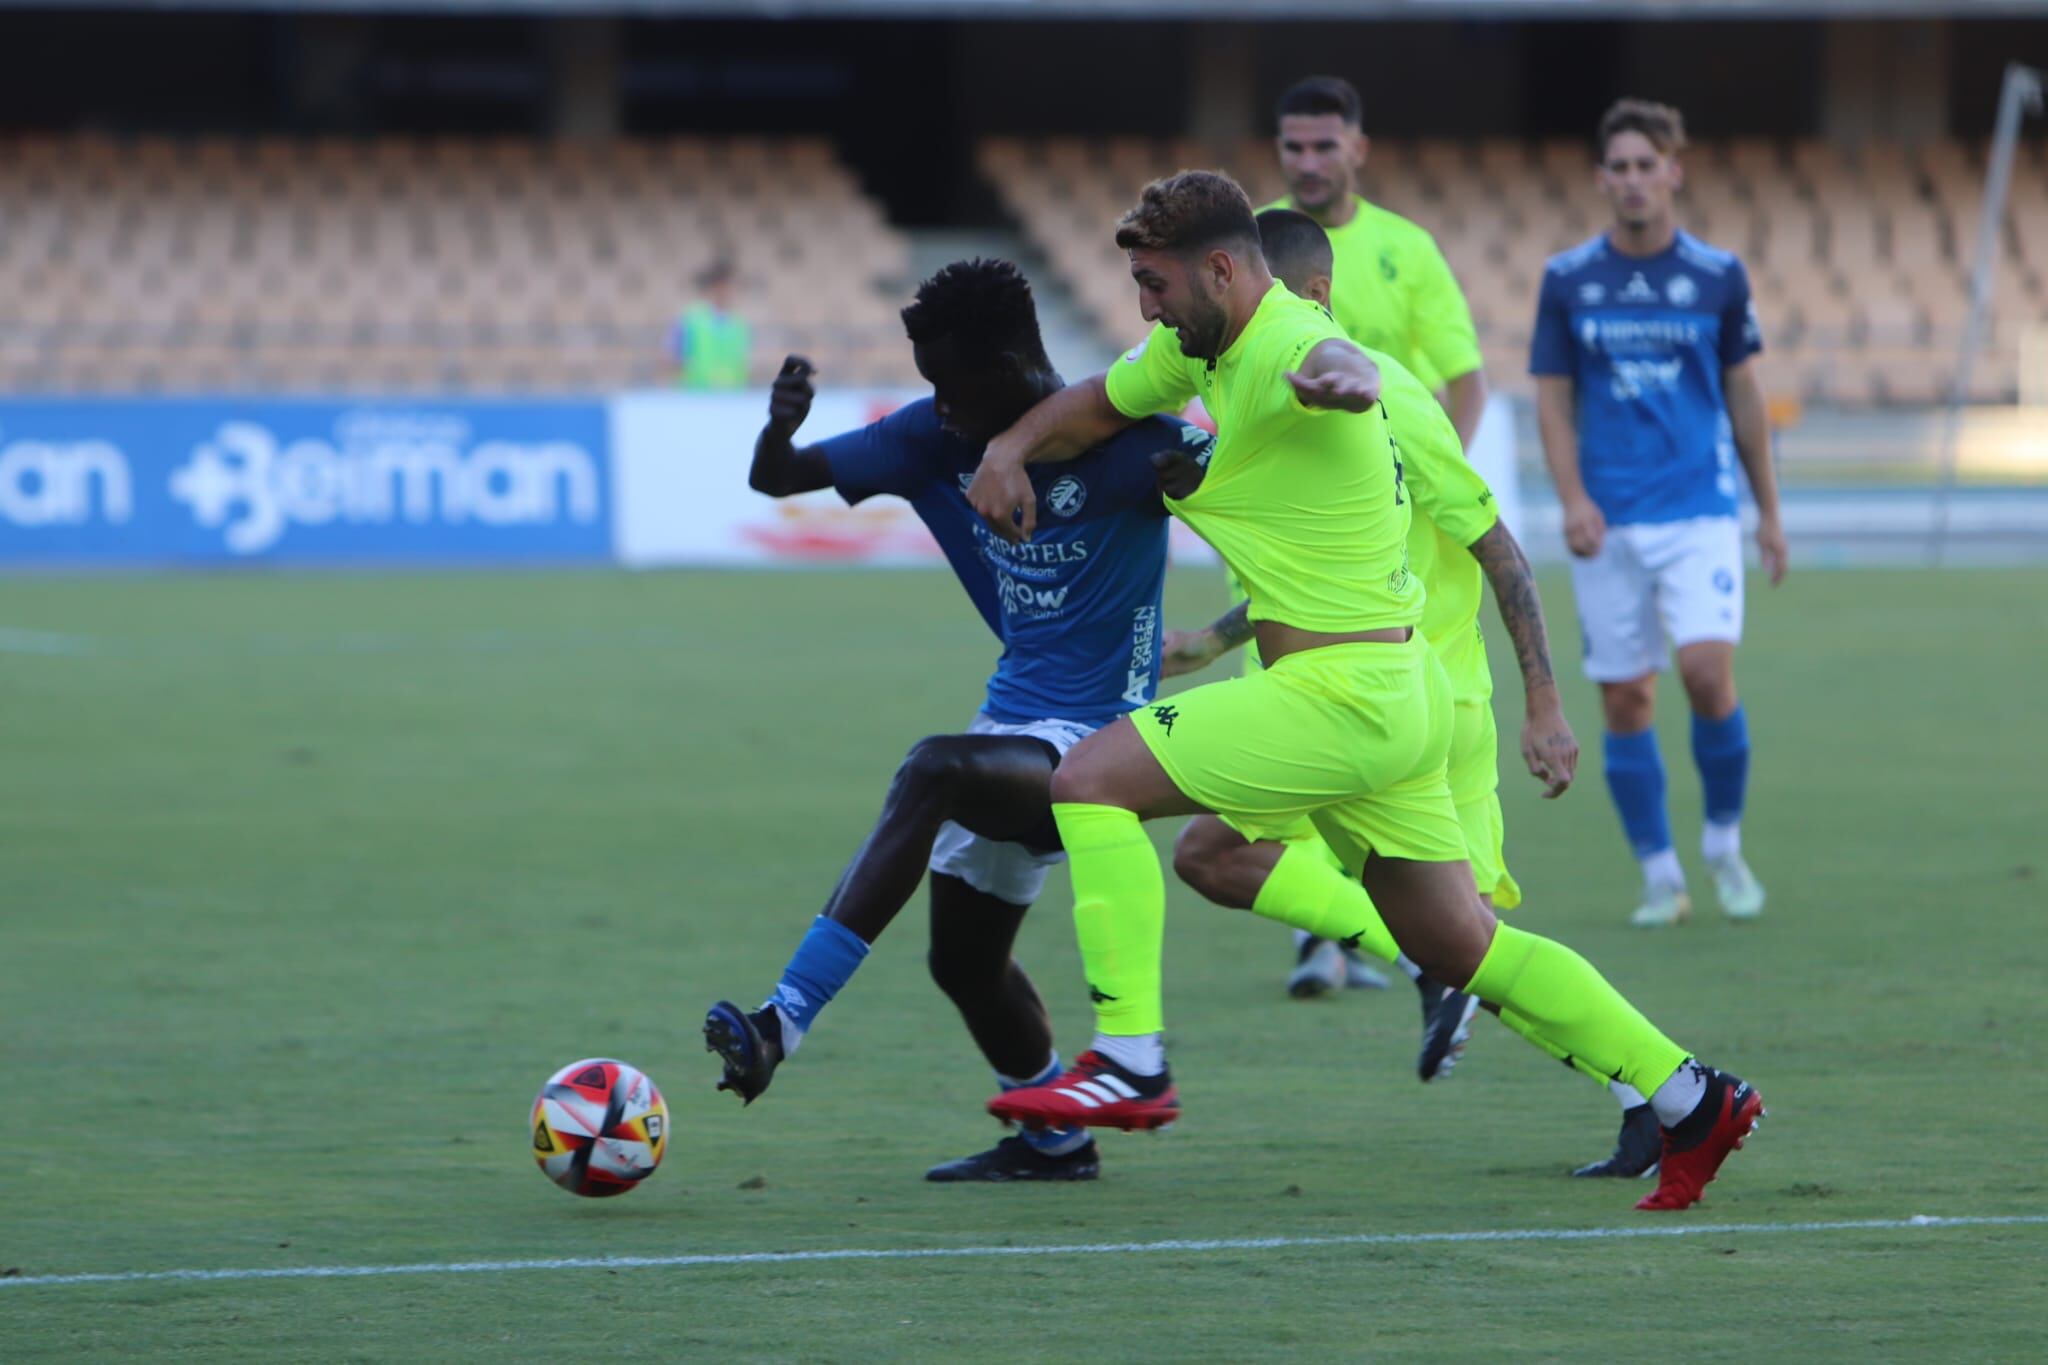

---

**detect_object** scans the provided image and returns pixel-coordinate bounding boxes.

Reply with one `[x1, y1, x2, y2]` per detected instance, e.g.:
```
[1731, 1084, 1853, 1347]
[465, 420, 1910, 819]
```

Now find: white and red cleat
[986, 1051, 1180, 1133]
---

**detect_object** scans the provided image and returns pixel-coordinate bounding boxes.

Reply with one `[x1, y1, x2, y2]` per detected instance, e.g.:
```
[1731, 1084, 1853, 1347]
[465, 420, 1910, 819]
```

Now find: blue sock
[1691, 705, 1751, 827]
[764, 916, 870, 1052]
[1000, 1055, 1090, 1157]
[1603, 728, 1674, 859]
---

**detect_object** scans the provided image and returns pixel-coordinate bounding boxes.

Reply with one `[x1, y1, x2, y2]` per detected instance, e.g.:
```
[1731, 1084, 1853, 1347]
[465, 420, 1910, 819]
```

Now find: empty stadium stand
[1, 131, 2041, 407]
[981, 134, 2048, 407]
[0, 134, 919, 394]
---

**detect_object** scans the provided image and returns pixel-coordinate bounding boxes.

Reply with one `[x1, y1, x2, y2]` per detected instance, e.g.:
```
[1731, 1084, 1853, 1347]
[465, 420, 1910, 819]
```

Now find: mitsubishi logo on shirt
[1621, 271, 1657, 303]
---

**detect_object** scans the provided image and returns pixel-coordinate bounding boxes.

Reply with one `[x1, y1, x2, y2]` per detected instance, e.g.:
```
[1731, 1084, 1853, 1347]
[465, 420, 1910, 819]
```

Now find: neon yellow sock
[1250, 840, 1400, 965]
[1465, 922, 1688, 1097]
[1051, 802, 1165, 1036]
[1496, 1005, 1619, 1087]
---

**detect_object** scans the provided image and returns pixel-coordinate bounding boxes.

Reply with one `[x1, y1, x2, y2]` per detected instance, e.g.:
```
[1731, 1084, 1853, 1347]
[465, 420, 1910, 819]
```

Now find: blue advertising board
[0, 398, 610, 566]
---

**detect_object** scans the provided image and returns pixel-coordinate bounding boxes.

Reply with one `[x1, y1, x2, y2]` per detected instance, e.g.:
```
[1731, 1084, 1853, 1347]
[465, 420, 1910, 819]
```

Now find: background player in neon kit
[1531, 99, 1787, 929]
[1270, 76, 1487, 446]
[1263, 75, 1492, 994]
[703, 259, 1196, 1183]
[1162, 209, 1662, 1178]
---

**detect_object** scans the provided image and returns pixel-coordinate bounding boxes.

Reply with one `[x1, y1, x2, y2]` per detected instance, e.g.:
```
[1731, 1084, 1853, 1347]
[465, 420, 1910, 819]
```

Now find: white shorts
[928, 712, 1099, 906]
[1569, 515, 1744, 683]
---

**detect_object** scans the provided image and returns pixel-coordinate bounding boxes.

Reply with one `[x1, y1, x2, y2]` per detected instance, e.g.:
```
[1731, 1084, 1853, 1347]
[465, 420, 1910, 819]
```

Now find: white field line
[3, 1214, 2043, 1292]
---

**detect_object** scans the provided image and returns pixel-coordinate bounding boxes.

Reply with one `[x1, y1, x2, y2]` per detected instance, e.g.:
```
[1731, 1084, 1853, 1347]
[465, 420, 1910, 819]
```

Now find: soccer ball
[530, 1058, 669, 1197]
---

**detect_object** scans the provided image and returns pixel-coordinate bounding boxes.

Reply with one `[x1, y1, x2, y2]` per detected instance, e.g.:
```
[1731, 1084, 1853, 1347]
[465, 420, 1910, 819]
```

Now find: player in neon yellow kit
[1164, 208, 1663, 1177]
[965, 171, 1761, 1212]
[1251, 76, 1492, 996]
[1267, 76, 1487, 443]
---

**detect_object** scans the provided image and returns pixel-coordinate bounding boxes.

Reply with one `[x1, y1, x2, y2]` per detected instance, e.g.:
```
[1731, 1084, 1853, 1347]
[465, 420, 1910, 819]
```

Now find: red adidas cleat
[987, 1051, 1180, 1133]
[1637, 1068, 1765, 1211]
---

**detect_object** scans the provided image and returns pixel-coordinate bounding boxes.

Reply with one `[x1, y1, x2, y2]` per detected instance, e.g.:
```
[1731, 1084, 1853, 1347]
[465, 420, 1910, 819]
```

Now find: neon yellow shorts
[1448, 697, 1522, 910]
[1131, 633, 1467, 871]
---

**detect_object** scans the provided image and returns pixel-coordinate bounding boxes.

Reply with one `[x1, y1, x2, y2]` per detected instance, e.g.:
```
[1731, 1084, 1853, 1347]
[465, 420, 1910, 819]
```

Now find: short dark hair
[1114, 171, 1260, 256]
[1597, 98, 1687, 160]
[1276, 76, 1362, 130]
[1254, 208, 1333, 287]
[900, 258, 1048, 367]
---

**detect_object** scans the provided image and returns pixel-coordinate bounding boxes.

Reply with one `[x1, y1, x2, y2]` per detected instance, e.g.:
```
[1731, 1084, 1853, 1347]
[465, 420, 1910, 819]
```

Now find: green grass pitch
[2, 565, 2044, 1361]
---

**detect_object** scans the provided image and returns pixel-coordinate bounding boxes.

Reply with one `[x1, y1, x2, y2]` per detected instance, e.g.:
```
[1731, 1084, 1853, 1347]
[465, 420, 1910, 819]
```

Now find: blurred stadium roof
[6, 0, 2044, 15]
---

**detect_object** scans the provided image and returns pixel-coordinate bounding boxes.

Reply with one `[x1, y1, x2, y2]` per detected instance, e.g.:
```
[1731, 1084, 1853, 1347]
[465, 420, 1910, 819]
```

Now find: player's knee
[895, 735, 973, 801]
[1046, 759, 1102, 807]
[1599, 679, 1656, 733]
[1678, 663, 1737, 718]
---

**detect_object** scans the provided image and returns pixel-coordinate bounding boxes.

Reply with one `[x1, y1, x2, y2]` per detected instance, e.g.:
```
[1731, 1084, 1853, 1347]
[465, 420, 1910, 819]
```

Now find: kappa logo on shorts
[1149, 704, 1179, 735]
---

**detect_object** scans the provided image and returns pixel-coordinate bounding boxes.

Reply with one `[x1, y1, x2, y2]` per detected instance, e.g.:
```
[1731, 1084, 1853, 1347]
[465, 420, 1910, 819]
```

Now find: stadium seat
[976, 131, 2048, 407]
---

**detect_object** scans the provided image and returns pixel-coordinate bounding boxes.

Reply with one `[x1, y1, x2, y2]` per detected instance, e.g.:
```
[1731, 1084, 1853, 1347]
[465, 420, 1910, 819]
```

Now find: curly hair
[1113, 171, 1259, 256]
[900, 258, 1048, 366]
[1598, 98, 1688, 160]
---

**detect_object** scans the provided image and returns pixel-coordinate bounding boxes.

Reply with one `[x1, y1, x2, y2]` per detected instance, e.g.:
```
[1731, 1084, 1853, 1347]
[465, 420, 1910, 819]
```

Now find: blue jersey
[819, 397, 1193, 727]
[1529, 231, 1762, 526]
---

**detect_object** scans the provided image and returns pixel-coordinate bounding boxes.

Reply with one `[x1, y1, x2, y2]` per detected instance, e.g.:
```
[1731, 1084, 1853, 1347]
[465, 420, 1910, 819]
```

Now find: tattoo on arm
[1212, 600, 1254, 650]
[1468, 522, 1555, 696]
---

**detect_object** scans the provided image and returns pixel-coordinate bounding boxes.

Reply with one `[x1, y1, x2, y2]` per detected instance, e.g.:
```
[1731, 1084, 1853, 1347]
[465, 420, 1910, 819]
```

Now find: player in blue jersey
[1532, 98, 1788, 930]
[703, 259, 1200, 1182]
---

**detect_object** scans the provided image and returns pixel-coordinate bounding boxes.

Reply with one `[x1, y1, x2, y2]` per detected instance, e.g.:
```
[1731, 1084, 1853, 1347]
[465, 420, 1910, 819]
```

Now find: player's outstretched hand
[1561, 494, 1606, 559]
[968, 455, 1036, 544]
[767, 355, 816, 434]
[1285, 369, 1380, 413]
[1159, 627, 1223, 679]
[1521, 703, 1579, 799]
[1149, 447, 1208, 500]
[1756, 513, 1788, 586]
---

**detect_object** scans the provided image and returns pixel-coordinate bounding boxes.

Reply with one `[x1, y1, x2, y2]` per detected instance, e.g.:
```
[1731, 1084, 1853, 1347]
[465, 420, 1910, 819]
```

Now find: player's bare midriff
[1256, 620, 1412, 666]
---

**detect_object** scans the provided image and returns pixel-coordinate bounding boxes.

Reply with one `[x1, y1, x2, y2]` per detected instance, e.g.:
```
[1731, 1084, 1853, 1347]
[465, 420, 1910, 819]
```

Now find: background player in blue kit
[1532, 98, 1789, 930]
[703, 258, 1200, 1182]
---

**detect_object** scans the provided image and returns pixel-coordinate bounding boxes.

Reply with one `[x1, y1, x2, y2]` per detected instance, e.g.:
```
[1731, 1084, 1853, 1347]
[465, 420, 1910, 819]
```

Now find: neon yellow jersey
[1220, 343, 1500, 701]
[1104, 283, 1421, 635]
[1263, 195, 1482, 393]
[1370, 346, 1499, 704]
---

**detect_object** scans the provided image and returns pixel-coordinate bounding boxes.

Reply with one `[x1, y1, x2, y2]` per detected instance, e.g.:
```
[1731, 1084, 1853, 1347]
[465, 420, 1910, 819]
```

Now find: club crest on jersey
[1578, 282, 1606, 305]
[1666, 273, 1699, 306]
[1045, 475, 1087, 518]
[1621, 271, 1657, 302]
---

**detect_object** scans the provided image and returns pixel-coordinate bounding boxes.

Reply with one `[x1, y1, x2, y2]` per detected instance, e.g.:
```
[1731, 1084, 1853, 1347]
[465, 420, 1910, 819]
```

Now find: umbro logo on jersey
[1622, 272, 1657, 302]
[1150, 704, 1179, 734]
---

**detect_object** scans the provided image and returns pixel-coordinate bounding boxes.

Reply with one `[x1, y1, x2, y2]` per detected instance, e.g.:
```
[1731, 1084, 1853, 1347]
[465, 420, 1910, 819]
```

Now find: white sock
[1091, 1031, 1165, 1076]
[1609, 1079, 1647, 1111]
[1395, 953, 1427, 983]
[1640, 847, 1685, 891]
[769, 1003, 806, 1058]
[1648, 1059, 1708, 1127]
[1701, 820, 1742, 864]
